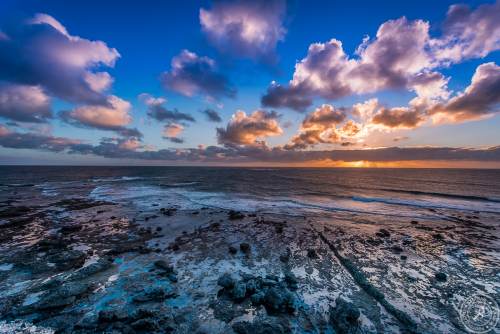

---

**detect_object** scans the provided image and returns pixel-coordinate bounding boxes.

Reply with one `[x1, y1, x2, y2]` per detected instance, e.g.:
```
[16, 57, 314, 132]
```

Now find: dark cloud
[371, 107, 425, 129]
[217, 110, 282, 145]
[261, 83, 313, 111]
[200, 0, 287, 63]
[429, 62, 500, 122]
[1, 125, 500, 163]
[161, 50, 236, 100]
[0, 13, 118, 105]
[201, 108, 222, 122]
[164, 137, 184, 144]
[0, 83, 52, 123]
[148, 106, 195, 123]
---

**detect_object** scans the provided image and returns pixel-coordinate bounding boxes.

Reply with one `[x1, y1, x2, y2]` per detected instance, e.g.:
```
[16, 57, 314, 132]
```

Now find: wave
[379, 189, 500, 203]
[159, 182, 199, 188]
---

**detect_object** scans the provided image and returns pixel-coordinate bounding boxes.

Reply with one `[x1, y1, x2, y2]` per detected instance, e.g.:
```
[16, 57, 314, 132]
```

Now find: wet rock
[133, 286, 177, 303]
[228, 246, 238, 254]
[262, 286, 296, 314]
[55, 198, 110, 211]
[400, 255, 408, 260]
[330, 298, 360, 334]
[160, 207, 177, 216]
[433, 233, 445, 240]
[391, 245, 403, 254]
[131, 318, 159, 331]
[60, 224, 82, 234]
[284, 271, 298, 290]
[154, 260, 174, 273]
[217, 273, 236, 289]
[240, 242, 251, 254]
[231, 282, 247, 302]
[47, 249, 87, 270]
[307, 249, 318, 259]
[228, 210, 245, 220]
[435, 272, 447, 282]
[33, 295, 76, 311]
[376, 228, 391, 238]
[75, 311, 99, 329]
[68, 257, 112, 280]
[232, 320, 287, 334]
[0, 205, 31, 218]
[250, 291, 265, 305]
[98, 309, 129, 323]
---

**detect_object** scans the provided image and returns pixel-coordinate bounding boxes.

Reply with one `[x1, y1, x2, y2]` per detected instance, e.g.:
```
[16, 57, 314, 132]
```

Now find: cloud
[217, 109, 282, 145]
[0, 83, 52, 123]
[430, 62, 500, 122]
[433, 1, 500, 64]
[0, 13, 119, 105]
[2, 124, 499, 164]
[285, 104, 363, 150]
[199, 0, 287, 62]
[160, 50, 235, 100]
[60, 95, 132, 130]
[201, 108, 222, 122]
[371, 107, 425, 129]
[0, 124, 80, 151]
[262, 2, 500, 111]
[140, 93, 195, 123]
[163, 123, 183, 138]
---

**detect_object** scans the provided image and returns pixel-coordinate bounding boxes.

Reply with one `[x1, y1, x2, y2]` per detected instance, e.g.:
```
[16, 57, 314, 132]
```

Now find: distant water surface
[1, 166, 500, 218]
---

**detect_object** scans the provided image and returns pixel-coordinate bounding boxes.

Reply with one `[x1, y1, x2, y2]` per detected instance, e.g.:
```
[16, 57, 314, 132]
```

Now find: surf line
[312, 225, 419, 333]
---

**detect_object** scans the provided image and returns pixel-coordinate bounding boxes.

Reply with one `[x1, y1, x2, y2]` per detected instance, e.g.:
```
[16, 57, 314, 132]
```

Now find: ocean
[0, 166, 499, 333]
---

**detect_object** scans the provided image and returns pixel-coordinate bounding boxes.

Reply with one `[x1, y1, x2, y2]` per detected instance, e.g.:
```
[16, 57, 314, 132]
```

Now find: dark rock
[232, 320, 286, 334]
[263, 286, 295, 314]
[245, 279, 258, 294]
[133, 286, 177, 303]
[284, 271, 298, 290]
[130, 318, 159, 331]
[231, 282, 247, 302]
[376, 228, 391, 238]
[330, 298, 360, 334]
[98, 309, 129, 323]
[391, 245, 403, 253]
[275, 225, 284, 233]
[240, 242, 251, 254]
[156, 226, 162, 232]
[410, 220, 418, 225]
[68, 257, 112, 280]
[228, 246, 238, 254]
[433, 233, 445, 240]
[218, 273, 236, 289]
[307, 249, 318, 259]
[60, 224, 82, 234]
[154, 260, 174, 273]
[250, 291, 265, 305]
[400, 255, 408, 260]
[228, 210, 245, 220]
[435, 272, 447, 282]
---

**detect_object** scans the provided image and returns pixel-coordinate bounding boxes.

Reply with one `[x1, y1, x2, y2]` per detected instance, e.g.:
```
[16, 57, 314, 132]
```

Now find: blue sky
[0, 0, 499, 166]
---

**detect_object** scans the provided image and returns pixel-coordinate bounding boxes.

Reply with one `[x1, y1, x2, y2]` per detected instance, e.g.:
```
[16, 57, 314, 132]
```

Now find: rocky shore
[0, 185, 498, 333]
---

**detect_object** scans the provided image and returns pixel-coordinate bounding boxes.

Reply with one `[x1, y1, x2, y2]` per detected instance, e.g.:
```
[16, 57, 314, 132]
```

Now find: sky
[0, 0, 499, 167]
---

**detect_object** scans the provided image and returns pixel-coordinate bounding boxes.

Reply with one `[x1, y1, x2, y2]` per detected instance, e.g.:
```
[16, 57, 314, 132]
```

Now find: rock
[263, 286, 295, 314]
[33, 295, 76, 311]
[217, 273, 236, 289]
[433, 233, 445, 240]
[400, 255, 408, 260]
[391, 245, 403, 253]
[228, 210, 245, 220]
[98, 309, 129, 323]
[376, 229, 391, 238]
[59, 224, 82, 234]
[231, 282, 247, 302]
[245, 279, 259, 294]
[228, 246, 238, 254]
[240, 243, 251, 254]
[154, 260, 174, 273]
[130, 318, 159, 331]
[307, 249, 318, 259]
[284, 271, 298, 290]
[275, 225, 284, 233]
[330, 298, 360, 334]
[133, 286, 177, 303]
[279, 253, 290, 263]
[435, 272, 447, 282]
[232, 320, 286, 334]
[250, 291, 265, 305]
[48, 249, 87, 270]
[69, 257, 112, 280]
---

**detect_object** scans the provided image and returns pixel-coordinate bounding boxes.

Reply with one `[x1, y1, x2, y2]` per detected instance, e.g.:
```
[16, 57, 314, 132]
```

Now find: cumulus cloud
[285, 104, 364, 150]
[60, 95, 132, 130]
[371, 107, 425, 129]
[433, 1, 500, 64]
[262, 2, 500, 111]
[0, 83, 52, 123]
[140, 93, 195, 123]
[162, 123, 184, 143]
[201, 108, 222, 122]
[217, 110, 282, 145]
[430, 62, 500, 122]
[161, 50, 235, 100]
[200, 0, 287, 62]
[2, 124, 499, 164]
[0, 13, 119, 105]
